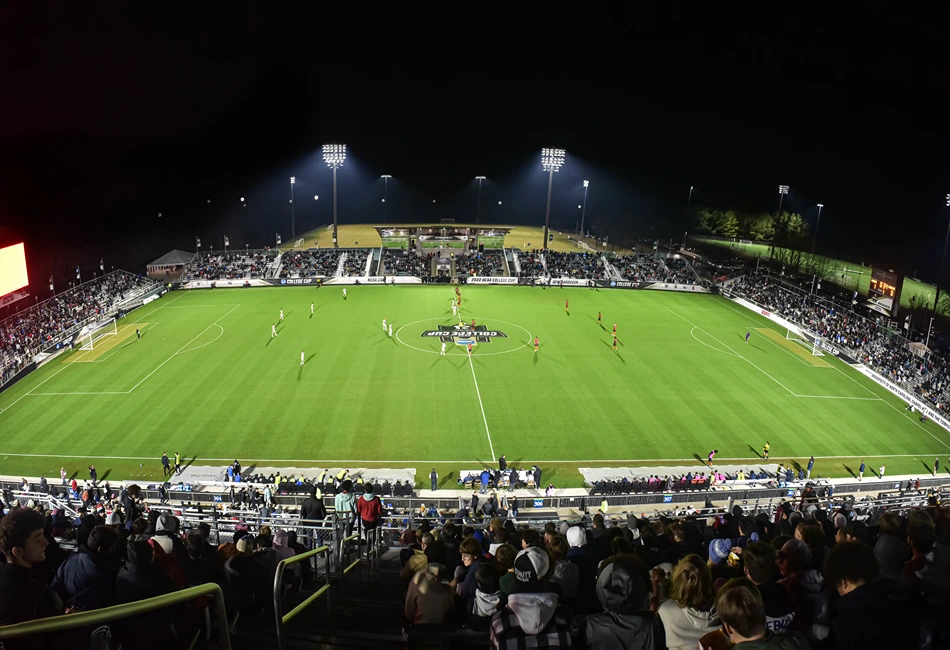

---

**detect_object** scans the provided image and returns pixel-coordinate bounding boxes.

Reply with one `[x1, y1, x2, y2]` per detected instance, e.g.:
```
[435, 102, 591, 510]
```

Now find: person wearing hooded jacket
[657, 555, 721, 650]
[356, 483, 383, 536]
[335, 480, 356, 536]
[467, 563, 504, 630]
[490, 546, 572, 649]
[583, 557, 663, 650]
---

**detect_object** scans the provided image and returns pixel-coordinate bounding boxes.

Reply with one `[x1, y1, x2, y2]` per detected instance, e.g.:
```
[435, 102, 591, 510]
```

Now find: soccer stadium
[2, 16, 950, 650]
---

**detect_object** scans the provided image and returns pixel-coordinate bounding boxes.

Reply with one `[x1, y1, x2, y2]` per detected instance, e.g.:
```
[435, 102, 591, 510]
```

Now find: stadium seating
[612, 253, 696, 284]
[0, 271, 159, 386]
[183, 250, 277, 280]
[455, 251, 506, 278]
[3, 478, 947, 649]
[278, 249, 344, 278]
[731, 274, 950, 410]
[381, 250, 431, 276]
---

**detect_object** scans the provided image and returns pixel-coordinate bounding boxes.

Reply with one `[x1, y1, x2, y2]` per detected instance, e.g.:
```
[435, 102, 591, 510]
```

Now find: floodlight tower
[475, 176, 486, 223]
[777, 184, 789, 218]
[541, 148, 566, 251]
[323, 144, 346, 247]
[381, 175, 392, 223]
[812, 203, 823, 254]
[289, 177, 296, 238]
[935, 194, 950, 316]
[580, 180, 590, 237]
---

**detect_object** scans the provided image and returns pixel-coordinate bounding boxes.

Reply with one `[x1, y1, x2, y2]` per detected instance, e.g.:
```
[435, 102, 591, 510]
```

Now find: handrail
[339, 532, 361, 576]
[274, 545, 331, 650]
[0, 582, 230, 648]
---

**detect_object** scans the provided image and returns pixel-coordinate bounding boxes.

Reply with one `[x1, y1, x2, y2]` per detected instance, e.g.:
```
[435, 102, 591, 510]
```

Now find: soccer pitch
[1, 286, 948, 487]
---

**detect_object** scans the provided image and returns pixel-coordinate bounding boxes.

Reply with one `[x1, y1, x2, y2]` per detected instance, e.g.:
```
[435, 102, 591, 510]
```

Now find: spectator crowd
[184, 250, 276, 281]
[1, 271, 156, 385]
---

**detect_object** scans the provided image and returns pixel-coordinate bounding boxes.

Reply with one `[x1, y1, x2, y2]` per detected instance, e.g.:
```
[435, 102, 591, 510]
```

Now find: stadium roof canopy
[148, 249, 195, 267]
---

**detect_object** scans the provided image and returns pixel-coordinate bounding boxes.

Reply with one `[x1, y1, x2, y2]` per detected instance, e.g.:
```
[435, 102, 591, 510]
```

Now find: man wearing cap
[490, 546, 572, 648]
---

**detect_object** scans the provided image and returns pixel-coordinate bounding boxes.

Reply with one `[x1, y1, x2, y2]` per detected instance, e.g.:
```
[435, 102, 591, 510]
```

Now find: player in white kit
[441, 342, 446, 356]
[271, 324, 277, 338]
[300, 350, 305, 366]
[342, 288, 347, 299]
[279, 308, 284, 321]
[382, 318, 387, 331]
[388, 323, 393, 337]
[311, 302, 314, 315]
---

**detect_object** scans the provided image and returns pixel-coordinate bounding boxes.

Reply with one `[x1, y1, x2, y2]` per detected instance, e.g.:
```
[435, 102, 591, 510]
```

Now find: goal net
[786, 327, 825, 356]
[79, 318, 118, 350]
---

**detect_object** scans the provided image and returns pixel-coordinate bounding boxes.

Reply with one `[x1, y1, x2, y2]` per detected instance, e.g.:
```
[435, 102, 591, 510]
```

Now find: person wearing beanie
[582, 557, 662, 650]
[490, 546, 572, 648]
[566, 524, 598, 612]
[708, 538, 734, 566]
[224, 535, 272, 612]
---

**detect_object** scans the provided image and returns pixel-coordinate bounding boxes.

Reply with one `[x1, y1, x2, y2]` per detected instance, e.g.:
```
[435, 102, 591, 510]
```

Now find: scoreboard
[867, 267, 902, 318]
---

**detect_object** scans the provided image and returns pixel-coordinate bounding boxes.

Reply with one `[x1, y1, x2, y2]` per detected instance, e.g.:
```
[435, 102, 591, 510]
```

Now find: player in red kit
[565, 299, 569, 313]
[471, 318, 475, 329]
[467, 342, 473, 357]
[534, 337, 539, 352]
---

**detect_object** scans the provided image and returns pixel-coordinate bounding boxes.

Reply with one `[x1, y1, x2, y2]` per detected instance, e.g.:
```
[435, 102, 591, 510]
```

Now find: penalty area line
[467, 355, 496, 461]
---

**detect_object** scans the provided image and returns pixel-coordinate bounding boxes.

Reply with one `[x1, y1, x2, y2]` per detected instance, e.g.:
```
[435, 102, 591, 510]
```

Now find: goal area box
[78, 318, 118, 350]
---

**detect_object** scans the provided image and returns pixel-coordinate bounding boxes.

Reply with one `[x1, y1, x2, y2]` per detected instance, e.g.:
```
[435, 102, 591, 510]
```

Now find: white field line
[0, 452, 943, 464]
[829, 365, 950, 451]
[689, 327, 739, 358]
[145, 292, 187, 312]
[669, 308, 798, 396]
[0, 364, 71, 415]
[126, 304, 239, 393]
[94, 322, 161, 363]
[467, 355, 496, 461]
[753, 326, 820, 367]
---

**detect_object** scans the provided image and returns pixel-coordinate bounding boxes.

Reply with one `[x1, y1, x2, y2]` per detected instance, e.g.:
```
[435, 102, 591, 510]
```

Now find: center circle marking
[394, 317, 532, 356]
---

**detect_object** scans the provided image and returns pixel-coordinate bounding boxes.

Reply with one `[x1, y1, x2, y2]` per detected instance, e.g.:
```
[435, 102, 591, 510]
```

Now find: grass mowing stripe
[126, 304, 239, 393]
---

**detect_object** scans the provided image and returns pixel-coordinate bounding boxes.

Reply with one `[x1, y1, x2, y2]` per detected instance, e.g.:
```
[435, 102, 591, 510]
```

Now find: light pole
[935, 194, 950, 316]
[812, 203, 823, 254]
[580, 180, 589, 237]
[684, 185, 694, 247]
[289, 177, 296, 238]
[926, 316, 936, 349]
[322, 143, 346, 248]
[541, 148, 566, 251]
[381, 175, 391, 223]
[777, 185, 789, 217]
[475, 176, 486, 223]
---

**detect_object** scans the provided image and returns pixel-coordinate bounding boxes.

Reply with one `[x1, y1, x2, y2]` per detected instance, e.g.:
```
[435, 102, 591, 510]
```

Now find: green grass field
[693, 236, 938, 311]
[1, 286, 948, 487]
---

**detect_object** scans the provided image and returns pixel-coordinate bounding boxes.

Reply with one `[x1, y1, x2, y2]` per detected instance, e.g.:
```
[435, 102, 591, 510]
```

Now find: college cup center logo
[421, 324, 508, 345]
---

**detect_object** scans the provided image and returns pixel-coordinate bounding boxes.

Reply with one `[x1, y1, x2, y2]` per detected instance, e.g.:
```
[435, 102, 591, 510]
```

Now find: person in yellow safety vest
[275, 473, 282, 487]
[356, 475, 364, 485]
[315, 487, 322, 500]
[600, 497, 608, 515]
[737, 469, 745, 481]
[336, 469, 348, 481]
[297, 474, 304, 484]
[319, 469, 329, 485]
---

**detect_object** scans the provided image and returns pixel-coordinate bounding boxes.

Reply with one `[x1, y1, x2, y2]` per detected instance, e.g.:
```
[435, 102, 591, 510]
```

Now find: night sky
[1, 4, 949, 293]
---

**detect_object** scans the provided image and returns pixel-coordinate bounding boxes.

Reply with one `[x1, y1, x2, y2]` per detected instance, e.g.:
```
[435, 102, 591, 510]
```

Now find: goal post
[79, 317, 118, 350]
[786, 326, 825, 356]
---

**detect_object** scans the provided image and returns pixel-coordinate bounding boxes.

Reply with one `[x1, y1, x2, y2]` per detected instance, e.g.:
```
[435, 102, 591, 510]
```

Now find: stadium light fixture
[541, 148, 566, 250]
[936, 194, 950, 318]
[381, 175, 392, 223]
[322, 144, 347, 247]
[580, 180, 590, 237]
[776, 184, 789, 220]
[314, 195, 319, 200]
[289, 177, 296, 238]
[684, 185, 695, 248]
[475, 176, 487, 223]
[812, 203, 824, 254]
